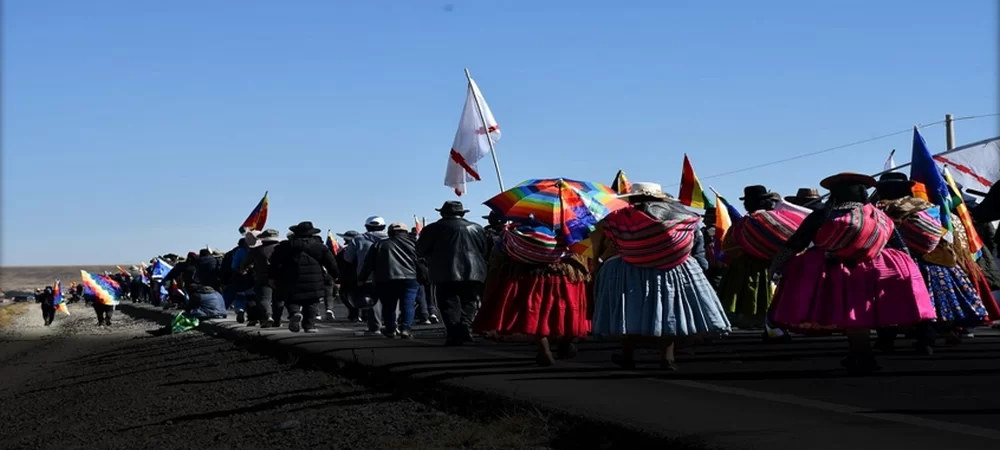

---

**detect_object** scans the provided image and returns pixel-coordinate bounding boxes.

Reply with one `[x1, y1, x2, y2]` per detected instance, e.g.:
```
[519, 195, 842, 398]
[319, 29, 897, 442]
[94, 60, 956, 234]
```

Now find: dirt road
[0, 303, 554, 450]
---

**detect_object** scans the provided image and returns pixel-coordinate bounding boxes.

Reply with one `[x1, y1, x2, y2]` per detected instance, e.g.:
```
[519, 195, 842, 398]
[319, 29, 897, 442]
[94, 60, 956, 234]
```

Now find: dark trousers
[253, 283, 274, 322]
[93, 303, 114, 324]
[339, 287, 360, 320]
[435, 281, 482, 341]
[323, 285, 335, 312]
[357, 284, 383, 332]
[287, 301, 320, 330]
[41, 304, 55, 324]
[415, 283, 438, 320]
[271, 288, 286, 323]
[378, 279, 419, 334]
[130, 282, 145, 303]
[150, 280, 162, 307]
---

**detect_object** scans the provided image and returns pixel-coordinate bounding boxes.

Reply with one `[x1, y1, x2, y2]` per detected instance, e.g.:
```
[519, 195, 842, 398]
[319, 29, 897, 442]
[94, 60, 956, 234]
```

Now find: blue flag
[909, 126, 952, 233]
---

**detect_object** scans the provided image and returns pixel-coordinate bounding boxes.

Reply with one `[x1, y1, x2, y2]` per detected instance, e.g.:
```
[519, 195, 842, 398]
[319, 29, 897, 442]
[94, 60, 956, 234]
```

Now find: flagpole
[464, 68, 505, 192]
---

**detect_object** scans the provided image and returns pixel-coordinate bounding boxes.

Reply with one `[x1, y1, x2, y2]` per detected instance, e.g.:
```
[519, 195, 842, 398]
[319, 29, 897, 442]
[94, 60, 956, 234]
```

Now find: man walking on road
[269, 221, 339, 333]
[336, 230, 362, 322]
[241, 228, 281, 328]
[358, 222, 421, 339]
[37, 286, 56, 326]
[344, 217, 389, 335]
[417, 201, 489, 346]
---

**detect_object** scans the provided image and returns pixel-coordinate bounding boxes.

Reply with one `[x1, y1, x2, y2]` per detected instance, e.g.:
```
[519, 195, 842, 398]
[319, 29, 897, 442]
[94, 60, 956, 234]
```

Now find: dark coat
[359, 232, 419, 284]
[416, 216, 489, 283]
[269, 235, 340, 304]
[242, 241, 279, 285]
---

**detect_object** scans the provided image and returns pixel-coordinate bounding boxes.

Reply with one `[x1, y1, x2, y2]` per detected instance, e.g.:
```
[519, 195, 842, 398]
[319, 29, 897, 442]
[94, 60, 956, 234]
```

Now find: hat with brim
[336, 230, 361, 240]
[288, 221, 321, 235]
[617, 181, 673, 201]
[739, 185, 774, 201]
[875, 172, 915, 187]
[820, 172, 877, 190]
[436, 201, 470, 215]
[784, 188, 821, 204]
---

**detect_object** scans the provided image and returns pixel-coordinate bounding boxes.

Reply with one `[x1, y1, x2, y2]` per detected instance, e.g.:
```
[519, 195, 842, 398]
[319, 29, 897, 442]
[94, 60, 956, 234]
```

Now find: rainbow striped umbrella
[483, 178, 628, 252]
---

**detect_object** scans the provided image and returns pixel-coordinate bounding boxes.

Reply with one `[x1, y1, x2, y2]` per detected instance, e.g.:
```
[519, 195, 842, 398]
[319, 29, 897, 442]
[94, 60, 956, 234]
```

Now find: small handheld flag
[942, 166, 984, 255]
[53, 280, 69, 315]
[610, 169, 632, 195]
[326, 230, 340, 256]
[414, 215, 424, 235]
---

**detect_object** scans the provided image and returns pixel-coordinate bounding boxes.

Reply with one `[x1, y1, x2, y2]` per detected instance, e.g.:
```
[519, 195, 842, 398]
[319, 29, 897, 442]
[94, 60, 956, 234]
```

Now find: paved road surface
[167, 301, 1000, 450]
[0, 304, 563, 450]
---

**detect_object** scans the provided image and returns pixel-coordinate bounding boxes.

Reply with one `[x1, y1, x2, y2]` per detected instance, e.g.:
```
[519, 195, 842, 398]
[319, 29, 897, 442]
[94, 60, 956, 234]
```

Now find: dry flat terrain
[1, 265, 122, 292]
[0, 303, 555, 450]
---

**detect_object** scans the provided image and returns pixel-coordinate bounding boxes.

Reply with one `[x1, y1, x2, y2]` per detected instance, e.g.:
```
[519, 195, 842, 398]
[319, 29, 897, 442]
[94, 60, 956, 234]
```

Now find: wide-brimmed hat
[739, 185, 774, 201]
[337, 230, 361, 240]
[820, 172, 877, 190]
[388, 222, 408, 232]
[875, 172, 915, 187]
[784, 188, 821, 204]
[247, 228, 280, 248]
[618, 182, 672, 201]
[436, 201, 470, 215]
[288, 221, 321, 235]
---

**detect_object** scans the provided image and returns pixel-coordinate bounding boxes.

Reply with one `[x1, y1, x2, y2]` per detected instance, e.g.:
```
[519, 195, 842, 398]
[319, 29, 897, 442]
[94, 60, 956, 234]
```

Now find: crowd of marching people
[39, 168, 1000, 375]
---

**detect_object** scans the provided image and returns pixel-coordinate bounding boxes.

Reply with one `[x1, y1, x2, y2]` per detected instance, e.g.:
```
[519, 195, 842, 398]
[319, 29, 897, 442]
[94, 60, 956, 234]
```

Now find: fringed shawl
[814, 204, 893, 262]
[502, 226, 567, 265]
[602, 207, 700, 270]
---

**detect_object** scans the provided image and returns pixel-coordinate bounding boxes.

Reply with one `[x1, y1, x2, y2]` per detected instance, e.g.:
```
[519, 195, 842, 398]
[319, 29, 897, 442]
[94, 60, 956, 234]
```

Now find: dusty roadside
[0, 303, 557, 450]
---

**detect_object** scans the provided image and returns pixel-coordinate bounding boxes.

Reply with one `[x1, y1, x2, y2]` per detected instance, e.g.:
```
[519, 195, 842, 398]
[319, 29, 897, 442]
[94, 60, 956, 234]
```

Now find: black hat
[739, 185, 771, 201]
[288, 221, 321, 235]
[436, 201, 470, 216]
[482, 210, 503, 221]
[784, 188, 822, 205]
[820, 172, 876, 190]
[875, 172, 915, 187]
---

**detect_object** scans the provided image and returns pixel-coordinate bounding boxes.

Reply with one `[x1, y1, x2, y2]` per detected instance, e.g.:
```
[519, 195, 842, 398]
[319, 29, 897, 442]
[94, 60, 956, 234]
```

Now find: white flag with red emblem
[445, 76, 501, 196]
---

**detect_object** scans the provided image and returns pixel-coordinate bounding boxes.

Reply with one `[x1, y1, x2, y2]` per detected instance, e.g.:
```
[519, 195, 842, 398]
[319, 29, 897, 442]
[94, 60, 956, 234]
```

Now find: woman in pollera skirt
[769, 173, 937, 373]
[472, 224, 591, 366]
[591, 182, 731, 371]
[873, 172, 987, 354]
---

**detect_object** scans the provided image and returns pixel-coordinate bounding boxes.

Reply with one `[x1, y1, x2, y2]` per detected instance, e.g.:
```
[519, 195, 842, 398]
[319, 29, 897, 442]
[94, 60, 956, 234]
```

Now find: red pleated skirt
[472, 271, 591, 338]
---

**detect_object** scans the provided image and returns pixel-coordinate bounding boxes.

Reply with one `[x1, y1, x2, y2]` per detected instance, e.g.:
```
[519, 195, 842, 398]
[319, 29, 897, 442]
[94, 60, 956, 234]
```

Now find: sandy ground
[1, 265, 123, 293]
[0, 303, 554, 450]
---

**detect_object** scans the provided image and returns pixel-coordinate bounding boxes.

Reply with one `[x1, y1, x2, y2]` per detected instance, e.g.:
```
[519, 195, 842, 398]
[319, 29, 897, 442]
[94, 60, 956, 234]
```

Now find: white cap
[365, 216, 386, 227]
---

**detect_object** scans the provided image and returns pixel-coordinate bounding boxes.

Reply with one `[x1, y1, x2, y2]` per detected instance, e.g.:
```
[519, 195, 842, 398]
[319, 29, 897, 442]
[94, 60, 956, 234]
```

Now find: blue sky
[3, 0, 997, 266]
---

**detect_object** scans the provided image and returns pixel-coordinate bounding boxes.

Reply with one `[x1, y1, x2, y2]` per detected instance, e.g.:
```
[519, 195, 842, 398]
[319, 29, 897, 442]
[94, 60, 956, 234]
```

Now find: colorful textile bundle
[733, 209, 807, 260]
[813, 204, 893, 262]
[602, 208, 700, 270]
[896, 210, 943, 255]
[503, 225, 567, 265]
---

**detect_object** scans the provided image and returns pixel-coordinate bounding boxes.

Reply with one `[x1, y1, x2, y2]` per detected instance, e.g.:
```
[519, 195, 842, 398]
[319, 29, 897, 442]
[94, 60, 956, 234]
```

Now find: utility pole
[945, 113, 956, 150]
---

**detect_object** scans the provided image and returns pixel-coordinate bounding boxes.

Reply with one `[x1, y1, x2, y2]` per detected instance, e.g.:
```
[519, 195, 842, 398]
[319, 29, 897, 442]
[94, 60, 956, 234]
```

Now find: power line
[664, 112, 1000, 187]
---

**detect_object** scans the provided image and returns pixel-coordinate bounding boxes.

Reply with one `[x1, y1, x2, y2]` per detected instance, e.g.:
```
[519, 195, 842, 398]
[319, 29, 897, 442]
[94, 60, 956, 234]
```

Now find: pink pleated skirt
[769, 248, 936, 330]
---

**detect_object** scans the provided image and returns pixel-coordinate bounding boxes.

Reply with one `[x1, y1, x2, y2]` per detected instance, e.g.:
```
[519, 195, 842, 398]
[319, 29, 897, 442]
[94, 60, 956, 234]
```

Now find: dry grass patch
[0, 303, 30, 329]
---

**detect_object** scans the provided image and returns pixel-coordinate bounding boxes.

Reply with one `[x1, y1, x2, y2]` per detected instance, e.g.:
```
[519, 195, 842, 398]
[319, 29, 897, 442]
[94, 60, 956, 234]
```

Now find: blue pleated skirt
[592, 256, 732, 337]
[918, 260, 988, 326]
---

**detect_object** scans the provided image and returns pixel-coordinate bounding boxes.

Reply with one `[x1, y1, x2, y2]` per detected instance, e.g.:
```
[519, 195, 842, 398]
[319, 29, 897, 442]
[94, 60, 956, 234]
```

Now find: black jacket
[416, 217, 489, 283]
[269, 235, 339, 304]
[336, 250, 358, 293]
[241, 241, 279, 285]
[359, 232, 419, 284]
[183, 256, 222, 291]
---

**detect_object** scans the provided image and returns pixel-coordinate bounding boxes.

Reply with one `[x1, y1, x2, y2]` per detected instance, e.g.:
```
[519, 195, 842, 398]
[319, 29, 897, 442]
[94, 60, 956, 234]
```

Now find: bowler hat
[875, 172, 915, 187]
[820, 172, 876, 190]
[739, 185, 772, 201]
[784, 188, 821, 205]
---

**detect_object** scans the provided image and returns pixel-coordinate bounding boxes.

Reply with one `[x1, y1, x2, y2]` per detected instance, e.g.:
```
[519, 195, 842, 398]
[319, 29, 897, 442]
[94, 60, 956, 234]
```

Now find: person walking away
[473, 223, 591, 366]
[242, 229, 281, 327]
[358, 222, 421, 338]
[181, 249, 227, 319]
[417, 201, 489, 346]
[221, 237, 253, 321]
[129, 266, 145, 303]
[269, 221, 340, 333]
[37, 286, 56, 326]
[344, 217, 389, 334]
[336, 231, 362, 322]
[769, 172, 936, 373]
[591, 182, 731, 370]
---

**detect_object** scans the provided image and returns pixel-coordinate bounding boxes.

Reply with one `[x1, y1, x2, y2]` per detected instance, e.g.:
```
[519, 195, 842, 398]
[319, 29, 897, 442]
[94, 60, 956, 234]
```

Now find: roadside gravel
[0, 303, 554, 450]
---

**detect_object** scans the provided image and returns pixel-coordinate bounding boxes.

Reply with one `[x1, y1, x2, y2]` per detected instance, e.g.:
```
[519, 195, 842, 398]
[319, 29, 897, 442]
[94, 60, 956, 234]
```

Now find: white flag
[444, 76, 501, 196]
[883, 149, 896, 171]
[932, 137, 1000, 193]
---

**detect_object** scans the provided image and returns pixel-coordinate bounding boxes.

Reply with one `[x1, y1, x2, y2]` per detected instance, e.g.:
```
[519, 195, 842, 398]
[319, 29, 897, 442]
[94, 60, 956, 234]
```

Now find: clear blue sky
[3, 0, 997, 266]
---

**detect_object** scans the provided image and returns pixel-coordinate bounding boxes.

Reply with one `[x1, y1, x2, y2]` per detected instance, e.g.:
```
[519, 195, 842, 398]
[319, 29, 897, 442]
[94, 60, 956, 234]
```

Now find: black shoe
[236, 310, 245, 324]
[260, 320, 275, 329]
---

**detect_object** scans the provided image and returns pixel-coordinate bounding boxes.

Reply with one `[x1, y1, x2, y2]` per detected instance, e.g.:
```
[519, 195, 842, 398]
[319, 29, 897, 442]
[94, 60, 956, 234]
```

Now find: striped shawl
[877, 197, 942, 255]
[733, 209, 808, 260]
[602, 207, 700, 270]
[814, 204, 893, 262]
[502, 226, 567, 265]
